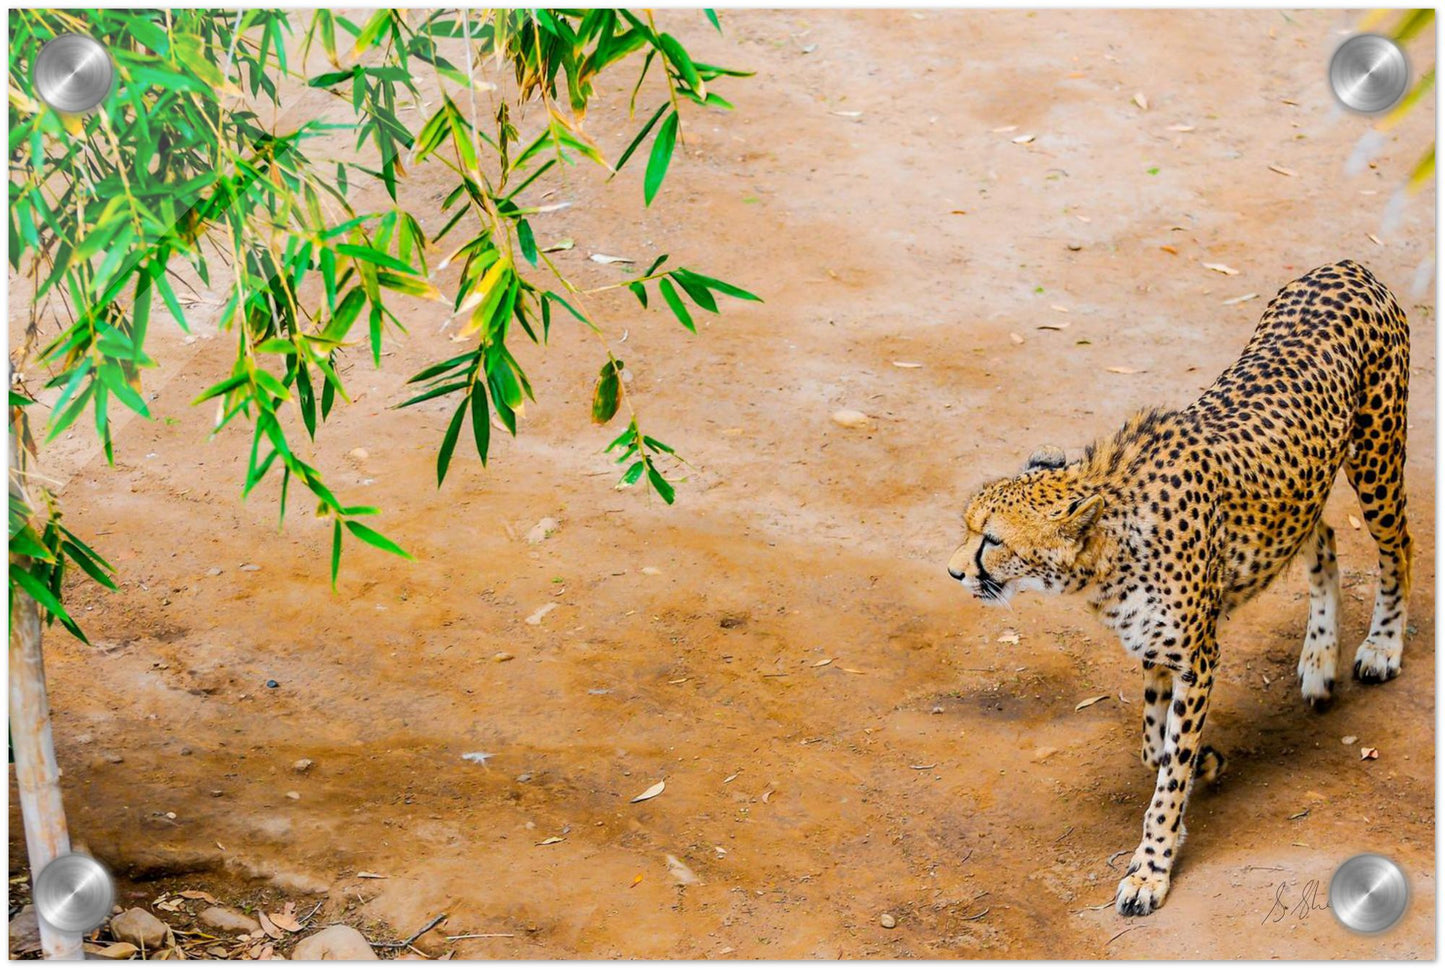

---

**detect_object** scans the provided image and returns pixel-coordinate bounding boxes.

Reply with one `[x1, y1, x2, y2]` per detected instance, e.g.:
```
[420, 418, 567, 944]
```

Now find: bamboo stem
[9, 425, 83, 960]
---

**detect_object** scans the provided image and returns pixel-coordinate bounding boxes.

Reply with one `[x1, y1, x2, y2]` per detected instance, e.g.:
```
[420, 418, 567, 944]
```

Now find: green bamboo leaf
[470, 382, 491, 466]
[337, 243, 416, 274]
[621, 460, 645, 485]
[671, 271, 718, 313]
[330, 518, 342, 589]
[672, 268, 762, 302]
[9, 526, 54, 562]
[517, 219, 538, 265]
[705, 9, 722, 33]
[436, 398, 467, 485]
[658, 277, 695, 332]
[658, 33, 704, 96]
[344, 519, 414, 559]
[614, 101, 670, 174]
[644, 111, 679, 206]
[60, 539, 118, 590]
[11, 566, 84, 642]
[646, 465, 676, 505]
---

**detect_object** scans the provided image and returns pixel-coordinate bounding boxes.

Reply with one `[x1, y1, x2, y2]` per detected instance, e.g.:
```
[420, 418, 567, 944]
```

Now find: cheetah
[946, 259, 1412, 916]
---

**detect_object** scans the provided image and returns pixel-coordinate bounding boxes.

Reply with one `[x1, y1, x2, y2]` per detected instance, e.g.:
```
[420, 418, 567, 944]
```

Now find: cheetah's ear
[1024, 445, 1067, 472]
[1056, 494, 1104, 537]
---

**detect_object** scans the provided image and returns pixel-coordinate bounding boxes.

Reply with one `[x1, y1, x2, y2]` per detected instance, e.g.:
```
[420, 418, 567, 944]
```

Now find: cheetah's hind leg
[1343, 358, 1413, 685]
[1297, 520, 1341, 710]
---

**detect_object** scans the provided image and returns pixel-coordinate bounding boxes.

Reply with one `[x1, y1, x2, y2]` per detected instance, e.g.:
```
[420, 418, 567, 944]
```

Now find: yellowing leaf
[1203, 262, 1240, 276]
[1075, 694, 1111, 711]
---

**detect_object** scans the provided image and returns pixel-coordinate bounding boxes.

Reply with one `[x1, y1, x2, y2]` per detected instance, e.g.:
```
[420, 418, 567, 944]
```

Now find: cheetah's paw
[1353, 640, 1402, 685]
[1115, 867, 1170, 917]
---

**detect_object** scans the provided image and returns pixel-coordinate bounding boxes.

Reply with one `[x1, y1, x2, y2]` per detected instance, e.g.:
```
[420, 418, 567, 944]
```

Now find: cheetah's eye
[982, 534, 1003, 548]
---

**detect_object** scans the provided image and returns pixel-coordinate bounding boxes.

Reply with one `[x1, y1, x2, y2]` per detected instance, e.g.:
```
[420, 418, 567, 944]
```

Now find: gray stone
[110, 908, 170, 950]
[198, 906, 260, 935]
[291, 925, 377, 961]
[9, 905, 41, 956]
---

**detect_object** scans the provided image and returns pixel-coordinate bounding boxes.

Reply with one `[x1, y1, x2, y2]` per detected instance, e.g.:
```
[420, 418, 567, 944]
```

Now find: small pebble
[286, 791, 301, 800]
[525, 517, 560, 544]
[494, 652, 515, 663]
[179, 747, 193, 756]
[240, 564, 261, 572]
[1067, 241, 1083, 251]
[348, 447, 370, 461]
[265, 679, 279, 689]
[293, 758, 314, 773]
[206, 567, 223, 577]
[516, 773, 533, 783]
[880, 913, 897, 929]
[831, 409, 870, 429]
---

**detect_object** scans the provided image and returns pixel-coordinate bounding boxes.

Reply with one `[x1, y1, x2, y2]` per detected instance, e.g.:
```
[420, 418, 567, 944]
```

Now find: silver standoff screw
[1330, 853, 1409, 934]
[1329, 33, 1410, 115]
[32, 33, 115, 114]
[32, 852, 116, 934]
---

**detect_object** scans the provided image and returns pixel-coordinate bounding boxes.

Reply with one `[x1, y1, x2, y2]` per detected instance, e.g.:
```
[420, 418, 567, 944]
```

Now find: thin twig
[445, 933, 516, 941]
[374, 913, 449, 948]
[959, 907, 990, 922]
[1054, 825, 1074, 843]
[1106, 925, 1139, 946]
[1106, 849, 1129, 870]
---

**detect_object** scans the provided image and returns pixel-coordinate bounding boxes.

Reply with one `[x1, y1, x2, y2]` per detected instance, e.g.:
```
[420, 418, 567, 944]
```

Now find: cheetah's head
[947, 445, 1104, 604]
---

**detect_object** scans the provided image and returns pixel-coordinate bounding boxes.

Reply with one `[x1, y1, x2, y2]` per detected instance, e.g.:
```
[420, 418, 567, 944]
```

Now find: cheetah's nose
[947, 566, 966, 581]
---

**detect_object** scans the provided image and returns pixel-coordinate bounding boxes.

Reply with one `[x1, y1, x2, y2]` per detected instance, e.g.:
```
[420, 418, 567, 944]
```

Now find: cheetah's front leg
[1117, 639, 1217, 916]
[1139, 662, 1171, 768]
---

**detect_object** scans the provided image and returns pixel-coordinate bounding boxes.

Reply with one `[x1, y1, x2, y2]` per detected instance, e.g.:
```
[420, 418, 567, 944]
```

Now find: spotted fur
[946, 259, 1412, 916]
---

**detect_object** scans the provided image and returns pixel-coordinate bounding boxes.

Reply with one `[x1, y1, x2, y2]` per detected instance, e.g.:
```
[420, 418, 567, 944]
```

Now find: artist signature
[1262, 879, 1332, 925]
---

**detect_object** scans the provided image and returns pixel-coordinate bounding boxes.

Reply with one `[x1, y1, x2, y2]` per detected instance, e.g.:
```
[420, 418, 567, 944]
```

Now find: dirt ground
[9, 9, 1437, 959]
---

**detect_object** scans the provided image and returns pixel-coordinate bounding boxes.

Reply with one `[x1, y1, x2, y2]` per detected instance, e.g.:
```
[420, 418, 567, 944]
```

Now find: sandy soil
[10, 9, 1437, 959]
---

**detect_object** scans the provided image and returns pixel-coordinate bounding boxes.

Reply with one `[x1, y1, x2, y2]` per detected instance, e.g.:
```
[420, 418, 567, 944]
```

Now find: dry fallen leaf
[1037, 321, 1070, 331]
[891, 361, 924, 368]
[1012, 134, 1036, 144]
[1049, 304, 1069, 313]
[1160, 244, 1179, 255]
[760, 789, 774, 804]
[256, 911, 283, 941]
[630, 873, 644, 888]
[991, 125, 1018, 133]
[179, 891, 218, 903]
[268, 912, 303, 933]
[589, 253, 634, 265]
[89, 943, 140, 960]
[842, 667, 867, 674]
[1075, 694, 1112, 711]
[1221, 292, 1258, 306]
[356, 871, 388, 879]
[997, 629, 1021, 646]
[1132, 92, 1148, 111]
[541, 239, 574, 254]
[1360, 747, 1380, 761]
[1203, 262, 1240, 276]
[536, 836, 565, 846]
[1033, 746, 1059, 763]
[813, 658, 833, 667]
[631, 780, 666, 803]
[1106, 366, 1142, 375]
[1268, 164, 1298, 177]
[1367, 233, 1384, 247]
[1166, 124, 1196, 132]
[1287, 808, 1310, 820]
[1342, 735, 1359, 745]
[1009, 332, 1025, 345]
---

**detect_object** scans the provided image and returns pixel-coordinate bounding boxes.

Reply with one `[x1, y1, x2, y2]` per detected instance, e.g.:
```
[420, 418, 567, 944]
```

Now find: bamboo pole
[9, 425, 83, 960]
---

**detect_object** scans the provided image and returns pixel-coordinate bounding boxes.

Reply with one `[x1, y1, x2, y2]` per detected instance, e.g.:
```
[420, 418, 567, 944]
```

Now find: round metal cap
[32, 33, 114, 114]
[1329, 34, 1410, 114]
[1330, 853, 1409, 934]
[32, 852, 115, 933]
